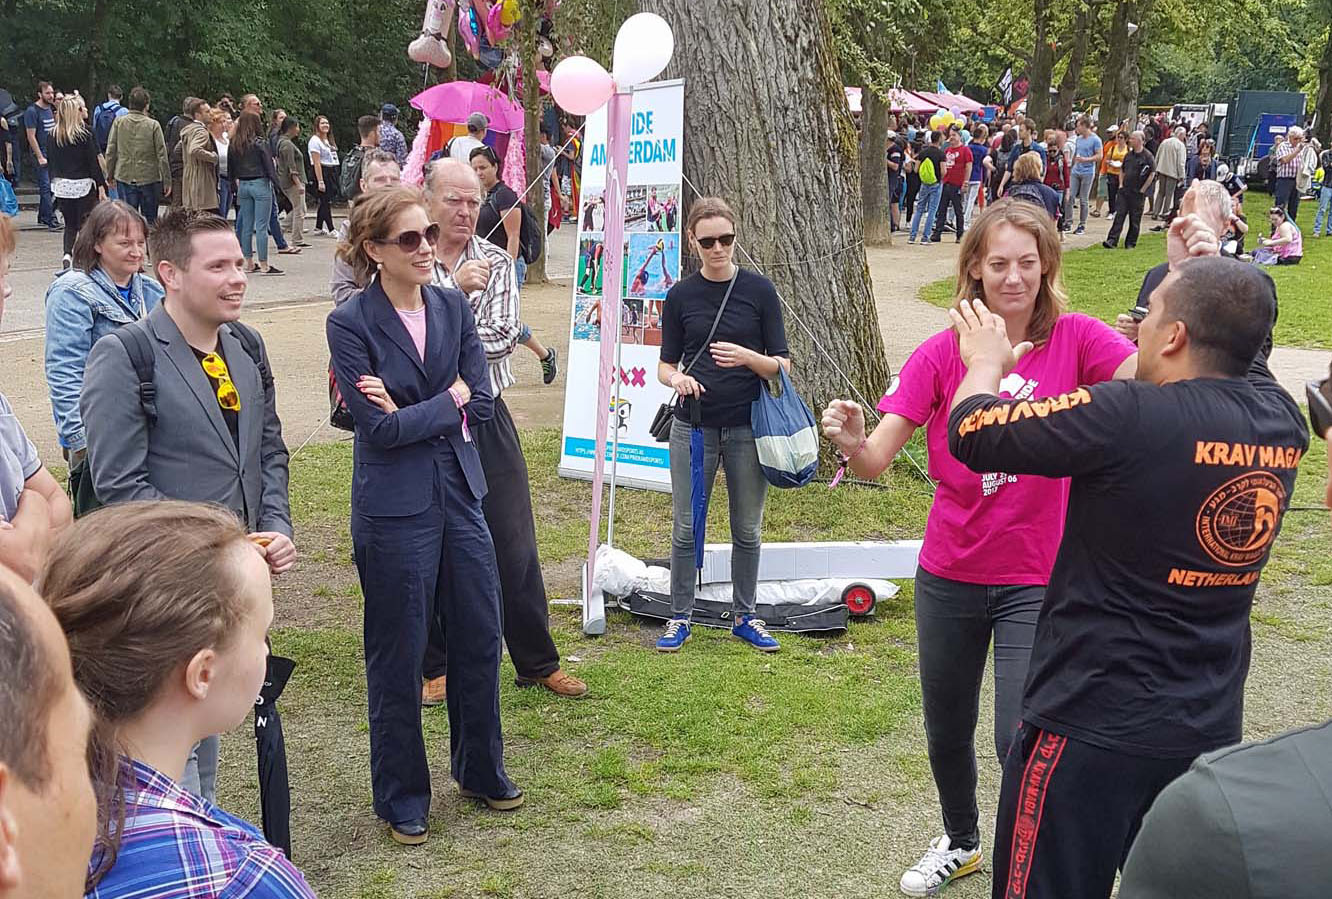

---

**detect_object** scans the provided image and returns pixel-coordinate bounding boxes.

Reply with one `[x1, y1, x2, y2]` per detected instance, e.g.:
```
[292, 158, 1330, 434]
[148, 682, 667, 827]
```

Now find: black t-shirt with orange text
[948, 360, 1308, 758]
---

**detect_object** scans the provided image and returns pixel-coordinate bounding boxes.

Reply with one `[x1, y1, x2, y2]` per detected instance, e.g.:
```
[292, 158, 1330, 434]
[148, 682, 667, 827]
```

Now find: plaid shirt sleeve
[221, 847, 318, 898]
[472, 243, 522, 363]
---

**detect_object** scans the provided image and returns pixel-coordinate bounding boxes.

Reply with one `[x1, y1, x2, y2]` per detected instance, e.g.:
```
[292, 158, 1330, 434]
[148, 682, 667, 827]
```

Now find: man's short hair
[0, 578, 61, 789]
[35, 81, 51, 97]
[1192, 180, 1234, 230]
[929, 130, 943, 144]
[1077, 115, 1091, 129]
[1163, 257, 1275, 377]
[279, 116, 299, 135]
[107, 84, 123, 100]
[357, 114, 380, 139]
[184, 96, 207, 118]
[361, 148, 399, 176]
[422, 157, 480, 202]
[149, 208, 235, 271]
[128, 87, 150, 111]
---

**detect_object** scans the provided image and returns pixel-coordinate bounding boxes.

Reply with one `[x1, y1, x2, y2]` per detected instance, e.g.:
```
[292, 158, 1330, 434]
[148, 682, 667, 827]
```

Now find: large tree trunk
[1098, 0, 1151, 130]
[520, 0, 547, 283]
[1026, 5, 1057, 126]
[1314, 26, 1332, 147]
[1051, 6, 1093, 127]
[860, 87, 892, 247]
[642, 0, 891, 445]
[85, 0, 112, 100]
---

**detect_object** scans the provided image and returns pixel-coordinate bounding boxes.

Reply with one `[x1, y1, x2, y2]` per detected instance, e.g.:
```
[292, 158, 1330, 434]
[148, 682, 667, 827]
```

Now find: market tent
[890, 88, 939, 114]
[939, 90, 984, 113]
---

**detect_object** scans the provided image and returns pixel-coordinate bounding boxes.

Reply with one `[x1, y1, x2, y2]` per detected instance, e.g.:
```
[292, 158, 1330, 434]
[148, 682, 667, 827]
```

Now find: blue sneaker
[656, 616, 691, 652]
[731, 615, 780, 652]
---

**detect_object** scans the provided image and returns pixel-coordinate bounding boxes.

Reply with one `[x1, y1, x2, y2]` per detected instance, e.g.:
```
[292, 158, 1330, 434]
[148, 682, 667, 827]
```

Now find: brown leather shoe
[515, 668, 588, 698]
[421, 676, 446, 707]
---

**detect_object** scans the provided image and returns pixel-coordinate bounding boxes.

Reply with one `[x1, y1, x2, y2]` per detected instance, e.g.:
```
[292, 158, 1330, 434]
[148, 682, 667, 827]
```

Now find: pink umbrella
[410, 80, 526, 132]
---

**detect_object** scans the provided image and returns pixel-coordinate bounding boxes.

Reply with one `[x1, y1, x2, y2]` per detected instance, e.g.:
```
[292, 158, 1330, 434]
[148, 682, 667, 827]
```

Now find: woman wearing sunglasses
[327, 186, 520, 846]
[655, 196, 791, 654]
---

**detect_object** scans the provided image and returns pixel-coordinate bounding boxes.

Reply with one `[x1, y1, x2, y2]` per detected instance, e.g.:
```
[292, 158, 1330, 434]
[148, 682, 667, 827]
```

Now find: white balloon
[612, 12, 674, 88]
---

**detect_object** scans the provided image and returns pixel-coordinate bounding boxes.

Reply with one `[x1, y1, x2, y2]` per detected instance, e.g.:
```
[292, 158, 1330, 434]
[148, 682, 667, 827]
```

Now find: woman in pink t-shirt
[821, 199, 1137, 896]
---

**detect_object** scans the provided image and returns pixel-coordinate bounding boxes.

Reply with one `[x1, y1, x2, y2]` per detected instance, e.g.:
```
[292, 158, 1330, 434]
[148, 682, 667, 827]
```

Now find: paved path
[3, 208, 1324, 465]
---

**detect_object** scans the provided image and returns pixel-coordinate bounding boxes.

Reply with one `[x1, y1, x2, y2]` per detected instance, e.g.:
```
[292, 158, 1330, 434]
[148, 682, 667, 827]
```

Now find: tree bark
[1026, 5, 1056, 126]
[1314, 25, 1332, 147]
[1098, 0, 1151, 130]
[520, 0, 547, 282]
[860, 87, 892, 247]
[641, 0, 891, 443]
[86, 0, 112, 100]
[1051, 6, 1093, 127]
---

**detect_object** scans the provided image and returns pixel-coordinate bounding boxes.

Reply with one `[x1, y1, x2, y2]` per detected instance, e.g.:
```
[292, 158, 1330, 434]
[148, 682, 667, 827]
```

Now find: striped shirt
[432, 236, 520, 397]
[1275, 142, 1310, 179]
[89, 759, 317, 899]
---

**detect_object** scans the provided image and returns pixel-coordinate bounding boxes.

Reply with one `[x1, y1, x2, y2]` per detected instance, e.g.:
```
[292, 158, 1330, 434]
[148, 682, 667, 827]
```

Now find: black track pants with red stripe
[990, 723, 1194, 899]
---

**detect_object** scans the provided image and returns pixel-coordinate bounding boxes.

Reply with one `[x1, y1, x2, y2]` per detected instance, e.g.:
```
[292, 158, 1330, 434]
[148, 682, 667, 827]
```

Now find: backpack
[919, 154, 938, 185]
[93, 101, 119, 153]
[340, 144, 366, 200]
[166, 116, 187, 179]
[109, 321, 273, 428]
[485, 193, 544, 264]
[0, 177, 16, 218]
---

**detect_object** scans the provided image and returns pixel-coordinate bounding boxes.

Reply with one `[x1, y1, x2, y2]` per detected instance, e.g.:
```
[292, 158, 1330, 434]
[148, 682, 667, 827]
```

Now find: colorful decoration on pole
[549, 13, 677, 634]
[409, 0, 456, 69]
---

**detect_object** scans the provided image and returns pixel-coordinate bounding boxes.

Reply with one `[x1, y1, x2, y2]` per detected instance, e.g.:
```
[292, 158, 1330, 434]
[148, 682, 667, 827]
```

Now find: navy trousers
[352, 447, 514, 824]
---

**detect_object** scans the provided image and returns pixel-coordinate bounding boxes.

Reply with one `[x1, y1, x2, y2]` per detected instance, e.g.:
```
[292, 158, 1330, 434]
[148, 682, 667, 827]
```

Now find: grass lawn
[920, 190, 1332, 349]
[213, 427, 1332, 898]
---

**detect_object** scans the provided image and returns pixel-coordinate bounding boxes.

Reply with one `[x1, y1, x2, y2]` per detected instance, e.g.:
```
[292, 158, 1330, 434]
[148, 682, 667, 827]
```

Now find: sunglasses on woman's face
[696, 233, 735, 250]
[375, 222, 441, 252]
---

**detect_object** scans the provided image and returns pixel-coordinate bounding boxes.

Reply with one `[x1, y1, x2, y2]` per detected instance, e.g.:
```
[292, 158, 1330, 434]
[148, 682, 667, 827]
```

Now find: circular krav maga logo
[1196, 471, 1286, 568]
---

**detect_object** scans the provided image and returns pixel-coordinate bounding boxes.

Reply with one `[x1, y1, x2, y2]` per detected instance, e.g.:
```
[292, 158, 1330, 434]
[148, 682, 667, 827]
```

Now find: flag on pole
[938, 79, 948, 95]
[997, 68, 1014, 104]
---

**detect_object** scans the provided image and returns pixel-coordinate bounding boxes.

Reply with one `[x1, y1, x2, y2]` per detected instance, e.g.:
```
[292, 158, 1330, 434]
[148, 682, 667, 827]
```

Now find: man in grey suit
[81, 207, 295, 801]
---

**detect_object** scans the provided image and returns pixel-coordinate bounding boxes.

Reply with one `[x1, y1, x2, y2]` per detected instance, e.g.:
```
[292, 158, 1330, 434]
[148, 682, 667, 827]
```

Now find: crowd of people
[1, 76, 1330, 899]
[883, 106, 1313, 269]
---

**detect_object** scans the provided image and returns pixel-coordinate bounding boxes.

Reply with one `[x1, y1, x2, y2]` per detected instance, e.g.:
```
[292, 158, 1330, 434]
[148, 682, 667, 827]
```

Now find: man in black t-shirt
[1104, 130, 1155, 249]
[885, 134, 904, 232]
[945, 254, 1308, 899]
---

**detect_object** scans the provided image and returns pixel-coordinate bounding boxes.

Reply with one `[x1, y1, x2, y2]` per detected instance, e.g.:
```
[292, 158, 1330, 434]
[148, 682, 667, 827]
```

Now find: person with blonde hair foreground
[42, 501, 316, 898]
[822, 199, 1136, 896]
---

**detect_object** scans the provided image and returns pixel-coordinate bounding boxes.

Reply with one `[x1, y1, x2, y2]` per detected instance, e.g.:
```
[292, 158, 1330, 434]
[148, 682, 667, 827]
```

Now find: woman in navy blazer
[326, 187, 520, 846]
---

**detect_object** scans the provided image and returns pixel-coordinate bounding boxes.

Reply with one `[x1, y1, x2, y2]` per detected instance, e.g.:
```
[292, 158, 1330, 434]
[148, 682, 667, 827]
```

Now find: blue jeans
[913, 566, 1043, 848]
[1315, 186, 1332, 235]
[119, 181, 161, 224]
[218, 176, 233, 220]
[237, 178, 272, 264]
[268, 195, 288, 249]
[668, 418, 768, 618]
[36, 163, 54, 224]
[514, 255, 527, 289]
[909, 182, 941, 241]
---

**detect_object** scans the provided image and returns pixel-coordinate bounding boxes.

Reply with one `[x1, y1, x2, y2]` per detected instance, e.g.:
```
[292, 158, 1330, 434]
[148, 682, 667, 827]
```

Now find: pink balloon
[551, 56, 614, 116]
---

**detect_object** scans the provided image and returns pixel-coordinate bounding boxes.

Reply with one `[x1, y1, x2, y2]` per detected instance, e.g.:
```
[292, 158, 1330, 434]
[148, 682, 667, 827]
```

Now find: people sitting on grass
[41, 501, 317, 899]
[1251, 205, 1303, 266]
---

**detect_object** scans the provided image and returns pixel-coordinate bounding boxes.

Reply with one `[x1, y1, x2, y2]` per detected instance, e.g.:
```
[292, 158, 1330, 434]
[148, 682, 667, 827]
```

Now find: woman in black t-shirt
[655, 197, 791, 654]
[469, 145, 522, 268]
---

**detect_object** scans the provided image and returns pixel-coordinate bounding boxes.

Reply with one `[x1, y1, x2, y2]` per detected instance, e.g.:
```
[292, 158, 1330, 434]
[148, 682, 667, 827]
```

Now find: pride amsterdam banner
[558, 78, 684, 491]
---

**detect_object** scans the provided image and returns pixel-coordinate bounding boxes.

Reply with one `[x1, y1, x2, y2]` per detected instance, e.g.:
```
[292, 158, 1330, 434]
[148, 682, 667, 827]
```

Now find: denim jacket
[44, 267, 163, 450]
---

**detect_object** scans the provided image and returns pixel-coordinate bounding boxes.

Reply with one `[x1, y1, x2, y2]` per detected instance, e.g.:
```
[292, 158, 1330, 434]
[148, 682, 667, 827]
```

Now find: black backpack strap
[108, 324, 158, 427]
[226, 322, 274, 396]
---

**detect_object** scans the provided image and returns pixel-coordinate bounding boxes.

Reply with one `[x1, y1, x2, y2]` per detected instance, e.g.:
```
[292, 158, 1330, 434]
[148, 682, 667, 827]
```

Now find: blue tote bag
[751, 366, 819, 488]
[0, 177, 16, 218]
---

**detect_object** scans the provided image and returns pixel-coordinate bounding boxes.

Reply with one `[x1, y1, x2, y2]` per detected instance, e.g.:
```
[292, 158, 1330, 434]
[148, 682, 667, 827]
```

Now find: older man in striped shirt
[419, 158, 588, 702]
[1272, 125, 1314, 223]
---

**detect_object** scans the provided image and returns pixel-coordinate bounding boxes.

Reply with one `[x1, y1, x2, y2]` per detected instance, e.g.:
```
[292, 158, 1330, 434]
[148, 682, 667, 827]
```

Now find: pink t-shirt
[396, 306, 427, 361]
[878, 313, 1136, 585]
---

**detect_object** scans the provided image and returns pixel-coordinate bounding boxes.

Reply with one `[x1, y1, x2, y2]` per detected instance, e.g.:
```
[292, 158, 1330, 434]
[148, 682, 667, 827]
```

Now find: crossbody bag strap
[680, 267, 739, 377]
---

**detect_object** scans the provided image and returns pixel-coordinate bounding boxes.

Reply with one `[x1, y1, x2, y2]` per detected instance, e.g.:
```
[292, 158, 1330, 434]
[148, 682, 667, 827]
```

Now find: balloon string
[477, 127, 582, 245]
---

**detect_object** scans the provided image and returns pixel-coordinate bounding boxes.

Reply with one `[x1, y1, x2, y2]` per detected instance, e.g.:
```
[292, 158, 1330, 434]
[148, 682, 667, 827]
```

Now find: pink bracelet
[829, 438, 868, 489]
[448, 386, 472, 443]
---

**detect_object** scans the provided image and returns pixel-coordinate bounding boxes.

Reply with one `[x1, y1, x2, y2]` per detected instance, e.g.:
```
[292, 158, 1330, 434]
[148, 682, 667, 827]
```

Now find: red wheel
[842, 583, 876, 616]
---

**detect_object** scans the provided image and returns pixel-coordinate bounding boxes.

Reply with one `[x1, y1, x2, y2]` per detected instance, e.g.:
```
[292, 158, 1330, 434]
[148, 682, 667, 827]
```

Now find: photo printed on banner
[576, 233, 606, 295]
[626, 232, 680, 299]
[573, 294, 602, 342]
[625, 184, 680, 233]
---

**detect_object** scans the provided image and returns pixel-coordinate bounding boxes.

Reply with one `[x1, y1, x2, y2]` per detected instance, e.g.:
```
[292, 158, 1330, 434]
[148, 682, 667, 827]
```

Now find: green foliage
[1, 0, 428, 147]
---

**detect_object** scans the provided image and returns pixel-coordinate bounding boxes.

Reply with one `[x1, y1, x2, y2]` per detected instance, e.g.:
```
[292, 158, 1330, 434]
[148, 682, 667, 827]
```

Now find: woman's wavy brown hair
[953, 198, 1067, 347]
[39, 501, 253, 887]
[337, 185, 428, 284]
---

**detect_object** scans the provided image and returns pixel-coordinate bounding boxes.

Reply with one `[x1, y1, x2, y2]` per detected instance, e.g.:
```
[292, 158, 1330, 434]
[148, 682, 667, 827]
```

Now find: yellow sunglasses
[201, 353, 241, 412]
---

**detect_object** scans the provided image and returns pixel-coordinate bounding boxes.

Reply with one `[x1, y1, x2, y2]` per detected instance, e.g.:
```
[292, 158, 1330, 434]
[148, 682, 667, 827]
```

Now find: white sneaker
[61, 254, 72, 271]
[900, 835, 983, 896]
